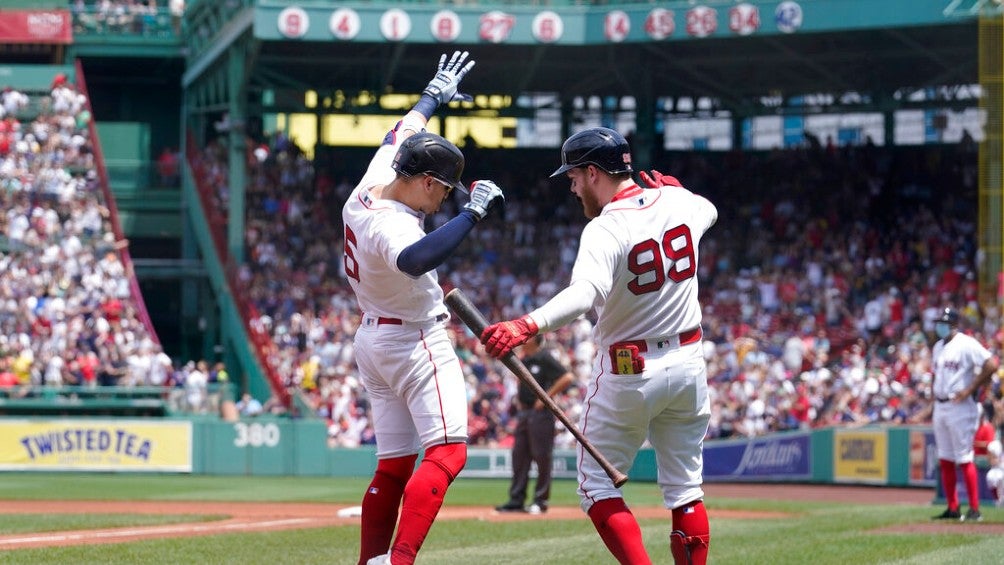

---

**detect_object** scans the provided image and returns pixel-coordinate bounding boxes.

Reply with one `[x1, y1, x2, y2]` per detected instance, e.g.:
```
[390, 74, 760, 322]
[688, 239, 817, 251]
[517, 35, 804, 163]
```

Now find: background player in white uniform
[929, 307, 998, 522]
[480, 128, 716, 565]
[985, 434, 1004, 507]
[342, 51, 505, 565]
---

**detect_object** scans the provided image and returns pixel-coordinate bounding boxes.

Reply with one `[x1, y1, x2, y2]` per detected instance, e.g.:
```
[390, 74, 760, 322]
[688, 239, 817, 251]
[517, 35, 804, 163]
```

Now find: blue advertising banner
[704, 432, 811, 481]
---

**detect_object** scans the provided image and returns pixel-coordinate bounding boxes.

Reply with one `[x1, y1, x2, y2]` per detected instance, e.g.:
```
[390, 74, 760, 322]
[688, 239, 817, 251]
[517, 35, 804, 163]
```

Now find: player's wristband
[411, 94, 439, 121]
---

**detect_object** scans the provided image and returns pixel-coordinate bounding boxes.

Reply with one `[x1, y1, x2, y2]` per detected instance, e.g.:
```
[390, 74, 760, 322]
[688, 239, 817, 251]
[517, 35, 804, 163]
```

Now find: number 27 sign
[479, 11, 514, 43]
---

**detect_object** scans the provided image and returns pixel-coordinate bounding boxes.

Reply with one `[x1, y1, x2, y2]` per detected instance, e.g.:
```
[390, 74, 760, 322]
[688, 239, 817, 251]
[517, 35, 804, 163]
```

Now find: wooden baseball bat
[445, 288, 628, 487]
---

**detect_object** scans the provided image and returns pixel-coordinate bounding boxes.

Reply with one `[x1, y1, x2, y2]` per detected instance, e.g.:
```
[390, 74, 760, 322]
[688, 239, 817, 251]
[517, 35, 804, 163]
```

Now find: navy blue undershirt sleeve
[411, 94, 439, 121]
[396, 210, 479, 276]
[380, 95, 440, 146]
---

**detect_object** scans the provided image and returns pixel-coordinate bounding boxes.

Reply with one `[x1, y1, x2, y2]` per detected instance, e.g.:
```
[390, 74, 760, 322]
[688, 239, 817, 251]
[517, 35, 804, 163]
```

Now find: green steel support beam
[634, 68, 655, 173]
[180, 156, 269, 401]
[183, 7, 253, 88]
[227, 44, 248, 266]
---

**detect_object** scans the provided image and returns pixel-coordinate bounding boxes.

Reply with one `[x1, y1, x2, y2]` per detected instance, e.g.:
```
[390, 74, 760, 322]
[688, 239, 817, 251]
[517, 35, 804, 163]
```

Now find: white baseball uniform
[985, 439, 1004, 506]
[931, 332, 992, 463]
[565, 183, 717, 512]
[342, 135, 466, 459]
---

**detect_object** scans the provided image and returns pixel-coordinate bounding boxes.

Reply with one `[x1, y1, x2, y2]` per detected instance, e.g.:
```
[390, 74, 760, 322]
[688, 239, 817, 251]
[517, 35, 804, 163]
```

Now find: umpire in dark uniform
[496, 335, 575, 514]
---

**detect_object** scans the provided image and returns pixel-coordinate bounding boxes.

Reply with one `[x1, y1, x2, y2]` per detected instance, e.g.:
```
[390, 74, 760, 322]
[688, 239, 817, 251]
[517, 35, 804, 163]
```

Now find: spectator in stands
[156, 146, 179, 187]
[0, 357, 18, 389]
[0, 86, 28, 119]
[70, 0, 175, 36]
[183, 360, 209, 412]
[98, 347, 128, 386]
[0, 78, 233, 415]
[170, 0, 185, 35]
[147, 344, 174, 386]
[236, 392, 263, 417]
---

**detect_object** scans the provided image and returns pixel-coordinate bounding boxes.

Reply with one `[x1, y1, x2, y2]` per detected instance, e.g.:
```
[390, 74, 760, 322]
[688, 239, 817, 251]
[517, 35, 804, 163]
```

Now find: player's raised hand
[463, 179, 504, 221]
[480, 315, 538, 358]
[423, 50, 476, 104]
[639, 169, 683, 188]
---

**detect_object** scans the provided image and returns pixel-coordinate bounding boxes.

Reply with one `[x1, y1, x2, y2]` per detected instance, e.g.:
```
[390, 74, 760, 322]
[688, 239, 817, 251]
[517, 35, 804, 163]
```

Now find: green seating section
[0, 384, 234, 418]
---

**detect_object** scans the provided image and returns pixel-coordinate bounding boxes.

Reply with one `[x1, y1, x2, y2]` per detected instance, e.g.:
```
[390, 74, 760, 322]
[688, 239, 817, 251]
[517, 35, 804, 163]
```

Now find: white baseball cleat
[366, 554, 391, 565]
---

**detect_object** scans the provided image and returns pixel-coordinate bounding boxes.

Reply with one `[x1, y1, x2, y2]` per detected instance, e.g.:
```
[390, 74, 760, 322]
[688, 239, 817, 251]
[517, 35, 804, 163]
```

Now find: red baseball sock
[390, 444, 466, 565]
[358, 454, 417, 565]
[961, 461, 979, 511]
[671, 500, 710, 565]
[587, 498, 652, 565]
[940, 459, 959, 511]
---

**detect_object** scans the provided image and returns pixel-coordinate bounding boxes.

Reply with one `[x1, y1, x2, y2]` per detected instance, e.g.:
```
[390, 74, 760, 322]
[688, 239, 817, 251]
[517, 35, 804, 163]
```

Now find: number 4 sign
[329, 8, 360, 41]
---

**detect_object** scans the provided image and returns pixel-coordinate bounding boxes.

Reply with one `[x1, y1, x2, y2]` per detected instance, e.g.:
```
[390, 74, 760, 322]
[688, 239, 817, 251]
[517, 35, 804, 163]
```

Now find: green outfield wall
[0, 418, 942, 489]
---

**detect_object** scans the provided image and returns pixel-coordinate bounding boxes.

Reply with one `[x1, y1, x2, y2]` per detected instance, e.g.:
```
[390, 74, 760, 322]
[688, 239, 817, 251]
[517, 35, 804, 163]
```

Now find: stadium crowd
[10, 73, 992, 443]
[0, 80, 222, 414]
[71, 0, 184, 37]
[192, 123, 1002, 449]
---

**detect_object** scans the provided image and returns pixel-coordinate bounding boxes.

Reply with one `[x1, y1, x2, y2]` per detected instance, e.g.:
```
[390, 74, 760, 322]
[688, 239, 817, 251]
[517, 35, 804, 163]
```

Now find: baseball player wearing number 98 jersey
[480, 127, 716, 565]
[341, 51, 505, 565]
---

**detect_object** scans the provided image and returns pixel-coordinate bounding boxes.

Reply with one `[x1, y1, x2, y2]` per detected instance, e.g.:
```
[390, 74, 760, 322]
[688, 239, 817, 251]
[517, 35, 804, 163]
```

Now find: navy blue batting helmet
[392, 132, 467, 193]
[550, 127, 633, 178]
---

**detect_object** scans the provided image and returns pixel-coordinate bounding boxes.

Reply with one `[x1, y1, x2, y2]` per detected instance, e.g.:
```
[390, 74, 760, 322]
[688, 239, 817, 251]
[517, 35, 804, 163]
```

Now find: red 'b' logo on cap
[622, 153, 632, 164]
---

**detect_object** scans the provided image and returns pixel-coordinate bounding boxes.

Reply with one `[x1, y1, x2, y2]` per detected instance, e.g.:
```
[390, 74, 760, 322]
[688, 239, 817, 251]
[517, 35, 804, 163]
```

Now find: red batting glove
[639, 169, 682, 189]
[480, 315, 538, 358]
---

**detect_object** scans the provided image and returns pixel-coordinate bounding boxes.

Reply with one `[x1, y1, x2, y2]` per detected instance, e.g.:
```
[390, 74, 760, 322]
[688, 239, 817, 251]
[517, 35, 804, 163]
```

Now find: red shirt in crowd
[974, 421, 996, 456]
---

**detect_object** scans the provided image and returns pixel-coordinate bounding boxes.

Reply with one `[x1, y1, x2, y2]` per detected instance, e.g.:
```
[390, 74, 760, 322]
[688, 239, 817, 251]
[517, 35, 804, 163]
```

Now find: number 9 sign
[277, 7, 309, 39]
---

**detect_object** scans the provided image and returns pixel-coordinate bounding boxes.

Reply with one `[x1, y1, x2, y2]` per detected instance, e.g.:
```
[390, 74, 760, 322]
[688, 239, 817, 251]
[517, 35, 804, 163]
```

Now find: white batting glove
[423, 51, 476, 104]
[463, 180, 504, 221]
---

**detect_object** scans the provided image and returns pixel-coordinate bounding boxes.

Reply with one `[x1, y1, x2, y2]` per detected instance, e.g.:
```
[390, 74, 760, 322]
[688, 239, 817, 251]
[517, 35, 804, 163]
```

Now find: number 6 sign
[532, 11, 563, 43]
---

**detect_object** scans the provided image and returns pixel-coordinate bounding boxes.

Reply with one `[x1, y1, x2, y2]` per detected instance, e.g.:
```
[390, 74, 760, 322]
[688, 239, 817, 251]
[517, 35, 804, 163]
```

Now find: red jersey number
[343, 225, 360, 282]
[626, 225, 695, 295]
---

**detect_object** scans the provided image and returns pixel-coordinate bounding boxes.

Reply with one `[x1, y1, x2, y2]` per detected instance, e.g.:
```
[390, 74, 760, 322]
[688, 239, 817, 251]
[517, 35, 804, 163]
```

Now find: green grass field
[0, 474, 1002, 564]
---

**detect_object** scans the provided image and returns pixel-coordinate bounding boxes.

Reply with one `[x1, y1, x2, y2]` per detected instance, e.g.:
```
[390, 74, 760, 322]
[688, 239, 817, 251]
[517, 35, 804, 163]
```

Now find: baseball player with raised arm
[342, 51, 505, 565]
[928, 307, 998, 522]
[480, 127, 716, 565]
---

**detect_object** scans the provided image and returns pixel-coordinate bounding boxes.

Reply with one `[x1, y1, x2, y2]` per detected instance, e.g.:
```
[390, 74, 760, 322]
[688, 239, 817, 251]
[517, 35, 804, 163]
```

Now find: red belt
[374, 313, 448, 325]
[613, 327, 702, 353]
